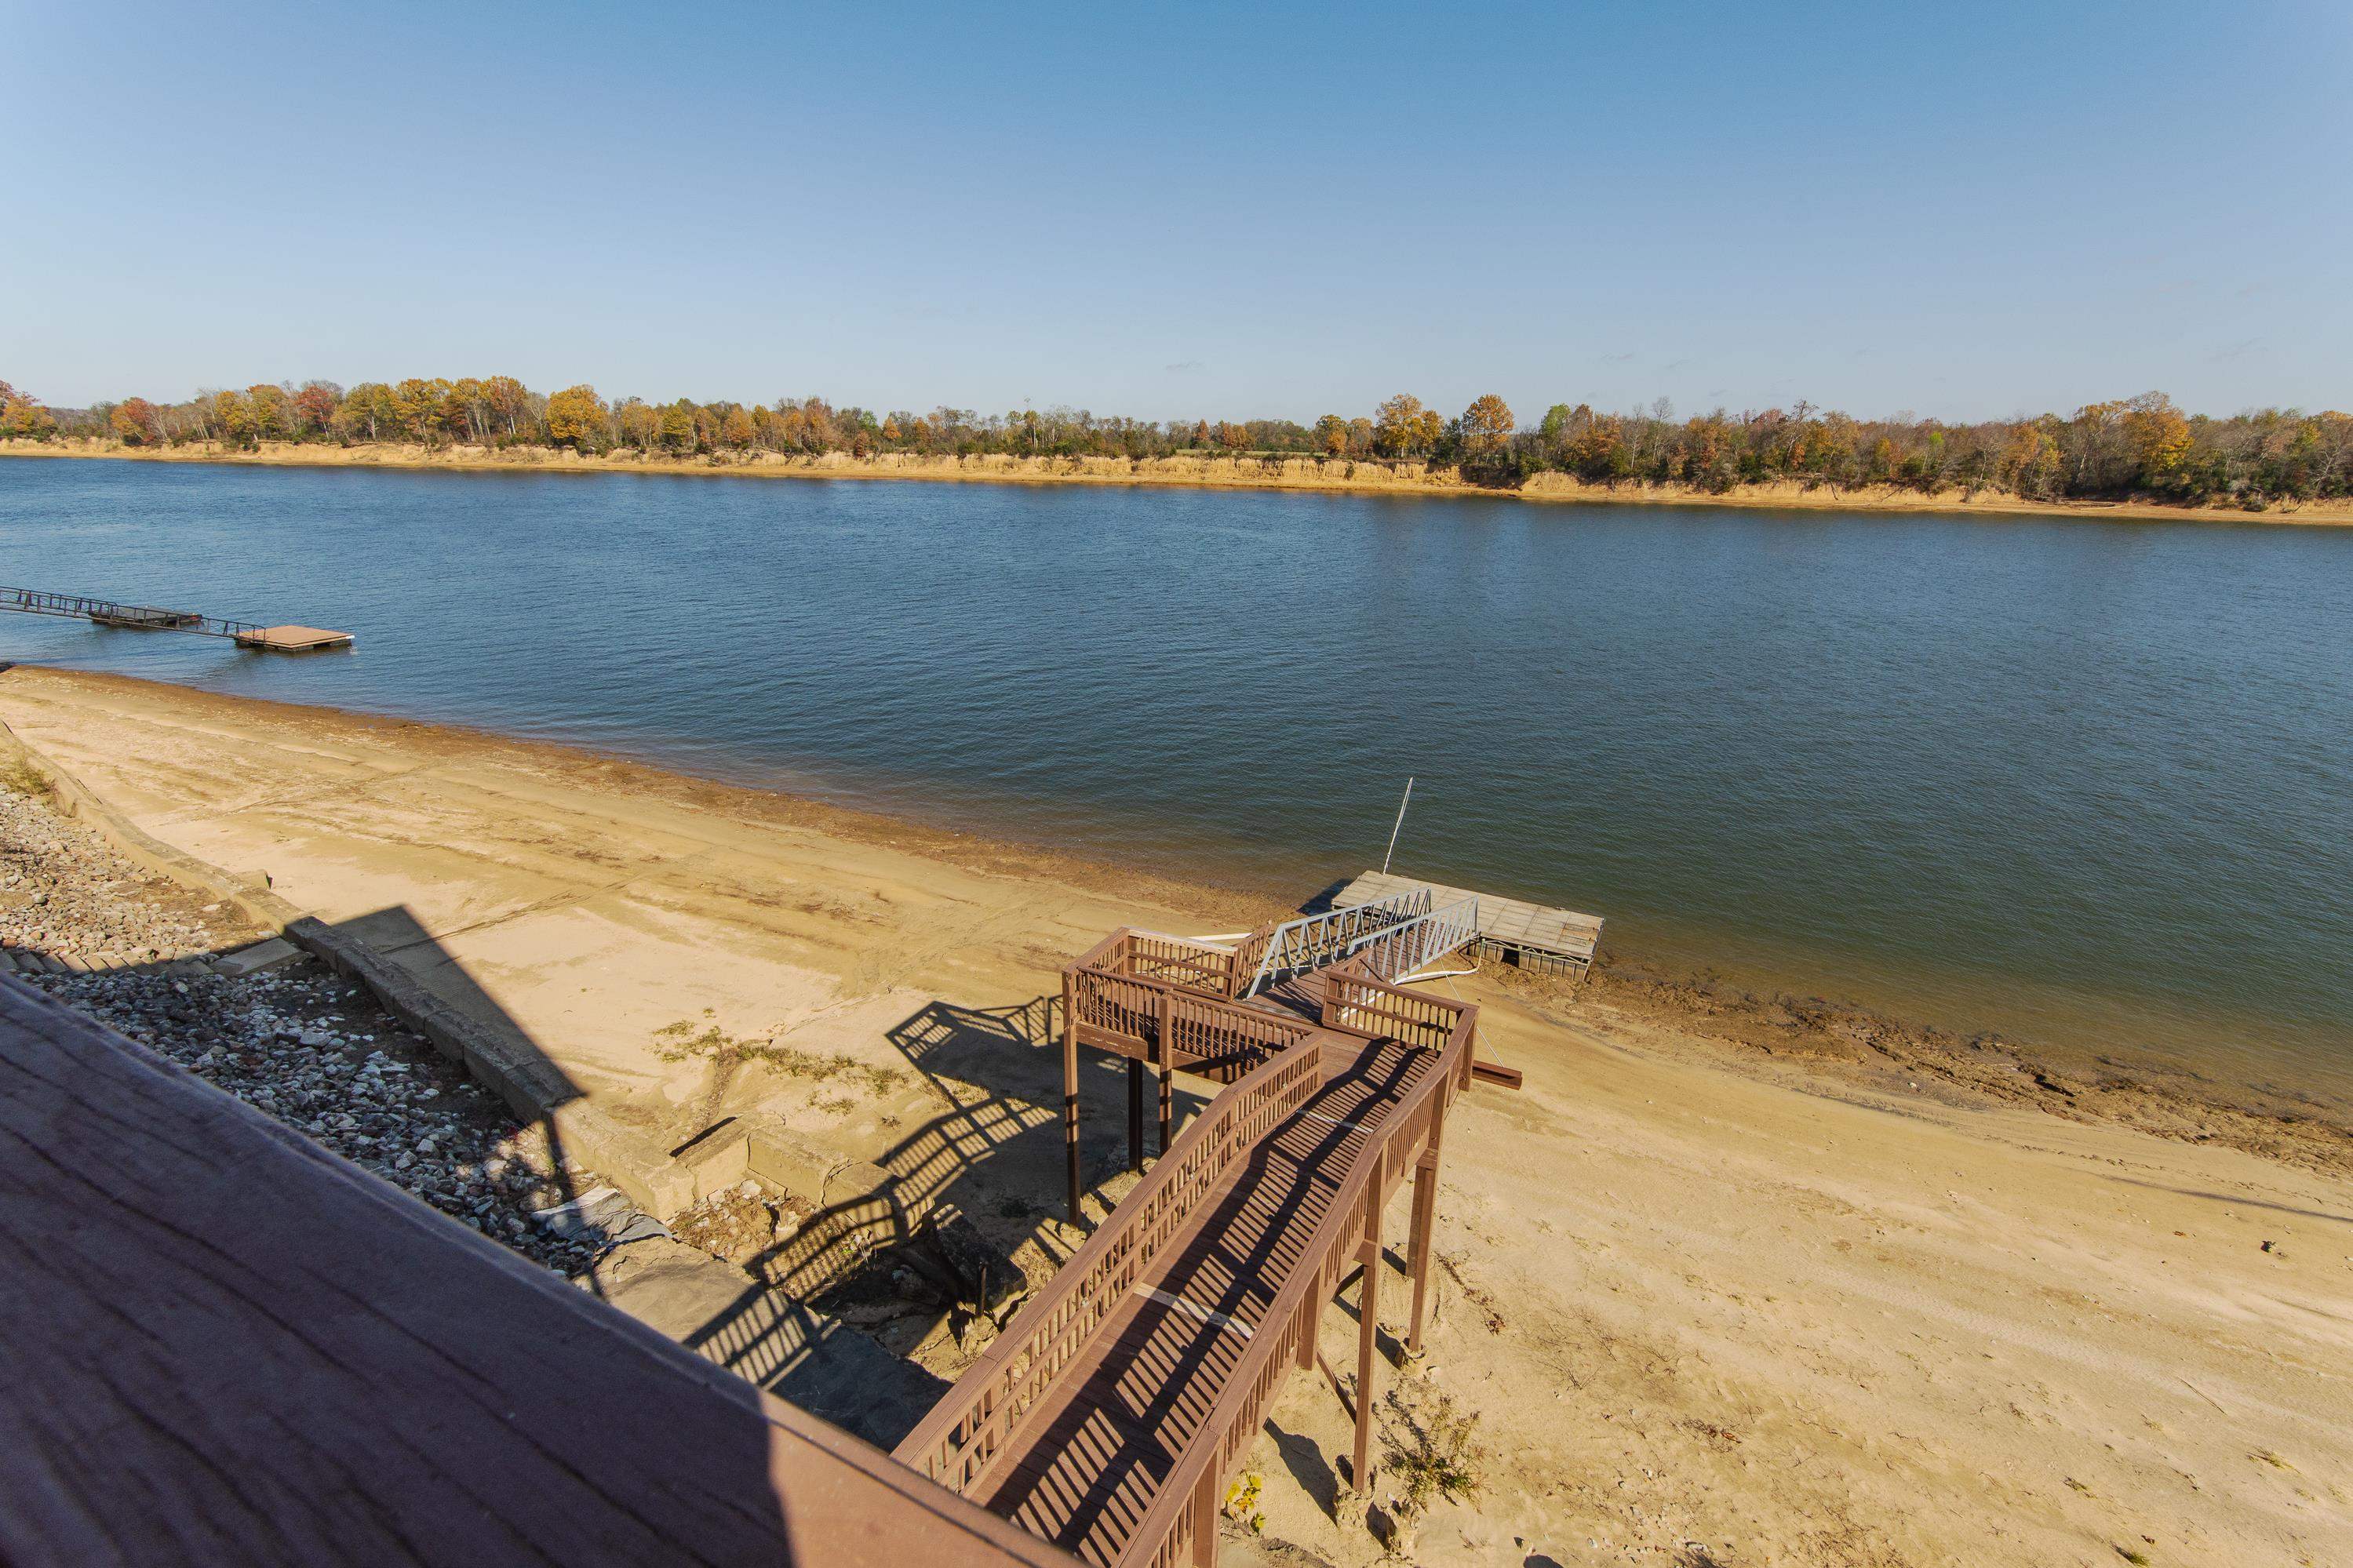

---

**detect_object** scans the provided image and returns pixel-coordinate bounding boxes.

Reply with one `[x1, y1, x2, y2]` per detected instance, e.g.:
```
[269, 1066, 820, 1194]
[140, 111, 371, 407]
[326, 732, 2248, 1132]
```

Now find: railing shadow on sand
[678, 989, 1215, 1446]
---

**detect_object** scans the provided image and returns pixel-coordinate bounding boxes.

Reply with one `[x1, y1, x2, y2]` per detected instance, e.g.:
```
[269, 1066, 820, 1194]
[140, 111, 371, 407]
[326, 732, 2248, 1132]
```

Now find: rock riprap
[1, 777, 608, 1273]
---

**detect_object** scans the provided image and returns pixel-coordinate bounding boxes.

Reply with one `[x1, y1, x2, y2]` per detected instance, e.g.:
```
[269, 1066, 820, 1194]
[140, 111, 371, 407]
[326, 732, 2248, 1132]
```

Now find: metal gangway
[1237, 886, 1481, 998]
[2, 585, 352, 651]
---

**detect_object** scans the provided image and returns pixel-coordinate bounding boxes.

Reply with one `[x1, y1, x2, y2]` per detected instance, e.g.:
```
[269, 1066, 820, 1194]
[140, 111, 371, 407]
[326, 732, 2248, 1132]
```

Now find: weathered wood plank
[0, 975, 1065, 1568]
[1333, 870, 1602, 965]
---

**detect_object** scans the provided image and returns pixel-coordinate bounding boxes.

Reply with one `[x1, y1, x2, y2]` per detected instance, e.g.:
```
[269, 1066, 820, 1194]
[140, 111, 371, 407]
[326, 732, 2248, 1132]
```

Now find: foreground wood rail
[0, 976, 1069, 1568]
[899, 949, 1482, 1567]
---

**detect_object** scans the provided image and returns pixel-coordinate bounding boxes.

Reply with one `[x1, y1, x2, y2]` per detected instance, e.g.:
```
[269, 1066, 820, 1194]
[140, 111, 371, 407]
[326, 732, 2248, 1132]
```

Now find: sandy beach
[10, 436, 2352, 527]
[3, 663, 2349, 1566]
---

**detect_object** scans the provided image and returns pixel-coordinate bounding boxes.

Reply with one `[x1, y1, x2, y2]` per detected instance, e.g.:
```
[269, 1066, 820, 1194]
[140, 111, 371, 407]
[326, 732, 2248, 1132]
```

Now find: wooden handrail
[1070, 929, 1247, 999]
[971, 914, 1485, 1564]
[1318, 963, 1470, 1054]
[1068, 955, 1318, 1074]
[1071, 926, 1132, 973]
[893, 1039, 1328, 1493]
[1111, 1004, 1477, 1566]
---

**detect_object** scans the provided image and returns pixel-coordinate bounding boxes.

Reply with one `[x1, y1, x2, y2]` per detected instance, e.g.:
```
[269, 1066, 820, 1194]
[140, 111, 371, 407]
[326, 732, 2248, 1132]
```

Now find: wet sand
[3, 664, 2348, 1566]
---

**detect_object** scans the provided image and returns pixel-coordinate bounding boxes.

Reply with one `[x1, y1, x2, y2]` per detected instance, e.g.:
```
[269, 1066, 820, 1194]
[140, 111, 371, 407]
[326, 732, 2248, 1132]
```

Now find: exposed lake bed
[5, 658, 2348, 1566]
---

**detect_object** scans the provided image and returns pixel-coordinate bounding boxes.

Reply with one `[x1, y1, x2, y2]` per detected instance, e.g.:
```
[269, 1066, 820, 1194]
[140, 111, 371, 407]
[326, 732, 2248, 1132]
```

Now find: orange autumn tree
[544, 384, 606, 449]
[0, 380, 59, 439]
[110, 397, 162, 444]
[2122, 393, 2193, 482]
[1459, 394, 1515, 456]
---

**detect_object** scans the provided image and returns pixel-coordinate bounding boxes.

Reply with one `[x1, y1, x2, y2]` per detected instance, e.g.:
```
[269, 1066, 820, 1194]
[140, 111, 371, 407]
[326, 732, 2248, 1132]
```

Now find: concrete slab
[213, 936, 300, 978]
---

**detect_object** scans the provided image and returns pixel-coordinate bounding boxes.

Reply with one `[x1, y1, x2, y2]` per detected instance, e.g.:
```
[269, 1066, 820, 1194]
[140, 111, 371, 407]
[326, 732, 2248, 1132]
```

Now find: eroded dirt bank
[10, 436, 2351, 526]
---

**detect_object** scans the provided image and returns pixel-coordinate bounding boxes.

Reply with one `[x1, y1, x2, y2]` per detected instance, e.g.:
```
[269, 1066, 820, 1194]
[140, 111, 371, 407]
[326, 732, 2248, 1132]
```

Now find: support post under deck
[1351, 1151, 1384, 1496]
[1062, 970, 1082, 1227]
[1408, 1109, 1445, 1357]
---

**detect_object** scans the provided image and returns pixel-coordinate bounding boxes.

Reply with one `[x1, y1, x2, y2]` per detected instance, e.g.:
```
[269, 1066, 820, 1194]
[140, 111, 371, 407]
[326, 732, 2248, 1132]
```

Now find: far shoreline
[9, 435, 2351, 527]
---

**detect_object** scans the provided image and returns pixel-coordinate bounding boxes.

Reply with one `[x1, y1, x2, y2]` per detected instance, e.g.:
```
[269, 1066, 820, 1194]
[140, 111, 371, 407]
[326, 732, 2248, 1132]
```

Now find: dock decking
[1331, 868, 1602, 978]
[231, 623, 355, 652]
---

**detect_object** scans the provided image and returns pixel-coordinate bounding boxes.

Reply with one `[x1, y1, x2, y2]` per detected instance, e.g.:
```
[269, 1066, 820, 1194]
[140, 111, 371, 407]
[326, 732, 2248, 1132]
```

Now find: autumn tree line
[4, 375, 2349, 508]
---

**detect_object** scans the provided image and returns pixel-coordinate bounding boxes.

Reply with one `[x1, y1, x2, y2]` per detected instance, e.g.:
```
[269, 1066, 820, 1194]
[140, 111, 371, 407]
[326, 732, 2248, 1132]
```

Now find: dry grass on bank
[10, 436, 2351, 526]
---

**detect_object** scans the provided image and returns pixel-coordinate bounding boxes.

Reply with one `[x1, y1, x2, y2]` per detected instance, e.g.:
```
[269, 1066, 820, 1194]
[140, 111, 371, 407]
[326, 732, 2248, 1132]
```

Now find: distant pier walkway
[2, 585, 351, 652]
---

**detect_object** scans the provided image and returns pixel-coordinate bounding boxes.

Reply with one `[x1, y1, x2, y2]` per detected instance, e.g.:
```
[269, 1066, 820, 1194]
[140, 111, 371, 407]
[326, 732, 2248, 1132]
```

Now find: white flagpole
[1382, 777, 1415, 875]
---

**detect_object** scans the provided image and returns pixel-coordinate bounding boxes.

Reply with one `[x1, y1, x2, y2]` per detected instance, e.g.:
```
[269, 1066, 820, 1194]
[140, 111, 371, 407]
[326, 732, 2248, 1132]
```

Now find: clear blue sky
[4, 0, 2346, 424]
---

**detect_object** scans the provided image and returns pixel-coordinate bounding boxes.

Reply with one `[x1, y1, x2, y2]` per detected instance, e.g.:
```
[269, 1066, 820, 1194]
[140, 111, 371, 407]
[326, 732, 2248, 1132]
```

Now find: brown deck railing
[1120, 996, 1476, 1568]
[1067, 930, 1317, 1075]
[902, 970, 1480, 1567]
[1118, 930, 1248, 992]
[1317, 958, 1472, 1056]
[894, 1039, 1330, 1494]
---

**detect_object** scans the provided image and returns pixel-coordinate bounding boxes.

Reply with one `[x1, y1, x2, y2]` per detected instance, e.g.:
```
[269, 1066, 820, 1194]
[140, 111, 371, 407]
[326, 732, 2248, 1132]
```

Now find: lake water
[5, 457, 2351, 1105]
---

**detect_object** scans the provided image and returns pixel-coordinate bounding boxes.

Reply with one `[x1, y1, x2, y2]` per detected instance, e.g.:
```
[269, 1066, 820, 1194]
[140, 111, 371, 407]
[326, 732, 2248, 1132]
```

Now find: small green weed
[654, 1019, 906, 1097]
[1381, 1389, 1483, 1519]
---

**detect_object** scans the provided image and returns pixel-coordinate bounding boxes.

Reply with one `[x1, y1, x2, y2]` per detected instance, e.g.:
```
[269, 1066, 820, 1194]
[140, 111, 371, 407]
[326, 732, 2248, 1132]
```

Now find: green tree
[1373, 394, 1428, 457]
[246, 384, 293, 441]
[335, 383, 399, 442]
[213, 389, 256, 446]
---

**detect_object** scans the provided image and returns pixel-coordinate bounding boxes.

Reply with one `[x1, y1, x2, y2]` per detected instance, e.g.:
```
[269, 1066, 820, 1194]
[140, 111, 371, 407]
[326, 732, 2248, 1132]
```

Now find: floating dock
[3, 586, 351, 653]
[1331, 868, 1603, 978]
[231, 624, 355, 653]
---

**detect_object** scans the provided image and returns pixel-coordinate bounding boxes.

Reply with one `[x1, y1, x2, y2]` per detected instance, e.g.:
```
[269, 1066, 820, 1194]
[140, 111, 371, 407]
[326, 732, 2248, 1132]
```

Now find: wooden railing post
[1127, 1059, 1145, 1173]
[1156, 987, 1176, 1155]
[1062, 968, 1083, 1227]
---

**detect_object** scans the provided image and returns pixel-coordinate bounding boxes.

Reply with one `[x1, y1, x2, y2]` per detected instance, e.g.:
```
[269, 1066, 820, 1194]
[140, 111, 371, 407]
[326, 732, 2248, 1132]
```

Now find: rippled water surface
[5, 458, 2350, 1101]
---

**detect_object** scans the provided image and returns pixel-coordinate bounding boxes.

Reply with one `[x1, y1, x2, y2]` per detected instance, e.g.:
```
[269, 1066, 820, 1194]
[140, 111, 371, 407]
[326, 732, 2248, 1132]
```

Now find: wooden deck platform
[0, 975, 1068, 1568]
[231, 623, 354, 652]
[1331, 869, 1602, 978]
